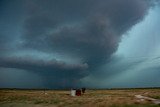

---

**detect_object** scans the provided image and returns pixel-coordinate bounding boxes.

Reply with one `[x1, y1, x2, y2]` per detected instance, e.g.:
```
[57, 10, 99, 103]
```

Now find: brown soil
[0, 89, 160, 107]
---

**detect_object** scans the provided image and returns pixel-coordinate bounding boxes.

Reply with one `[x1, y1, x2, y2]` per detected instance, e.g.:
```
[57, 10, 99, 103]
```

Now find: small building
[71, 89, 76, 96]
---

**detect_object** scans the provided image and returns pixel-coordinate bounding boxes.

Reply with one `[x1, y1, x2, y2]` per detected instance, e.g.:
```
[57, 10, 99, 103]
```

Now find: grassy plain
[0, 89, 160, 107]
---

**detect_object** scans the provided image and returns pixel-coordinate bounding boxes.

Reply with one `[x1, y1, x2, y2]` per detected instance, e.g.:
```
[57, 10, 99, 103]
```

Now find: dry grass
[0, 89, 160, 107]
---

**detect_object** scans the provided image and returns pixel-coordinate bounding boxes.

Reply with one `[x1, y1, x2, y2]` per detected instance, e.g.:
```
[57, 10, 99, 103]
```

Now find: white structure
[70, 89, 76, 96]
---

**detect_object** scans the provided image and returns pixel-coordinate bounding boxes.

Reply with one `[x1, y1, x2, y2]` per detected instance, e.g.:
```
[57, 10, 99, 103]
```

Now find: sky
[0, 0, 160, 89]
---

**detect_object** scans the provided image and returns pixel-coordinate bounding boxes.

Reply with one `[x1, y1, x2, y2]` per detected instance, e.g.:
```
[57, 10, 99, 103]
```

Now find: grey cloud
[0, 67, 44, 89]
[0, 33, 13, 56]
[0, 57, 88, 77]
[0, 0, 158, 88]
[82, 55, 160, 88]
[20, 0, 156, 87]
[0, 56, 88, 88]
[23, 0, 152, 66]
[90, 56, 146, 78]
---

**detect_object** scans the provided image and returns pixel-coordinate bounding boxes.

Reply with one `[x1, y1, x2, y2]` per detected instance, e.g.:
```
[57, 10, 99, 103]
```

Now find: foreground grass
[0, 89, 160, 107]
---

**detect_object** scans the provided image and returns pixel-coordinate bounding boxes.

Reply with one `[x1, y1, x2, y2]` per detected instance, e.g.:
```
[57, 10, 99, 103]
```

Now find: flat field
[0, 89, 160, 107]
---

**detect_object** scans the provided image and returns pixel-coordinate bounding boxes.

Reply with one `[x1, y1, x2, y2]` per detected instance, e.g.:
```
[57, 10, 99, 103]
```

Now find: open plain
[0, 89, 160, 107]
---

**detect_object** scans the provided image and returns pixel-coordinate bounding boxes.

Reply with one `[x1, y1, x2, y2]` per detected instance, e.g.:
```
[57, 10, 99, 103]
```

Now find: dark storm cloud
[0, 57, 88, 78]
[0, 33, 14, 56]
[0, 33, 8, 51]
[0, 56, 88, 88]
[0, 0, 158, 88]
[23, 0, 153, 66]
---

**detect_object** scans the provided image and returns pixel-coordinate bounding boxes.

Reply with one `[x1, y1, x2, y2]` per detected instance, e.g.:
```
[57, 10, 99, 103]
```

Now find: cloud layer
[0, 0, 158, 88]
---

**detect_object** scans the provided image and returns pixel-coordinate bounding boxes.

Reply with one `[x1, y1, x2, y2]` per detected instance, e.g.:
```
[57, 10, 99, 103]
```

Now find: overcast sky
[0, 0, 160, 89]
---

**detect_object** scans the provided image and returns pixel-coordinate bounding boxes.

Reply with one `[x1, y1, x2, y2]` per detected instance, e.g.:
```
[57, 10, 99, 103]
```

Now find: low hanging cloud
[0, 56, 88, 88]
[0, 57, 88, 77]
[0, 0, 158, 88]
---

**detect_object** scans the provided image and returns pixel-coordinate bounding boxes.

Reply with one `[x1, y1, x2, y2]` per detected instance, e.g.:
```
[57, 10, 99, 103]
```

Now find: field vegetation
[0, 89, 160, 107]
